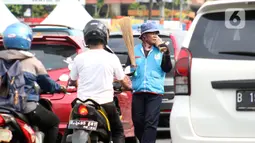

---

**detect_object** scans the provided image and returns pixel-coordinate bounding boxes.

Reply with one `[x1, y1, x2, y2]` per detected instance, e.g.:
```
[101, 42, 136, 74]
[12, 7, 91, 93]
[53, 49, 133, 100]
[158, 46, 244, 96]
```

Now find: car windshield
[190, 10, 255, 60]
[30, 44, 77, 70]
[0, 44, 77, 70]
[108, 35, 173, 64]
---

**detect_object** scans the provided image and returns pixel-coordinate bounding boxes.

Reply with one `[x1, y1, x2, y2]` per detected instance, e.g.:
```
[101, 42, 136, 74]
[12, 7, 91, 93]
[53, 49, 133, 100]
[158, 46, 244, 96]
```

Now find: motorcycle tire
[72, 130, 91, 143]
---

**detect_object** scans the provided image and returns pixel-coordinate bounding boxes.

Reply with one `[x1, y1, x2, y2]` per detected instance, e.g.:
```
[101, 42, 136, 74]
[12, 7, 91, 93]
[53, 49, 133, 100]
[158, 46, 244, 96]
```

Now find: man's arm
[113, 55, 132, 90]
[37, 75, 63, 93]
[160, 45, 172, 73]
[35, 59, 63, 93]
[69, 59, 79, 87]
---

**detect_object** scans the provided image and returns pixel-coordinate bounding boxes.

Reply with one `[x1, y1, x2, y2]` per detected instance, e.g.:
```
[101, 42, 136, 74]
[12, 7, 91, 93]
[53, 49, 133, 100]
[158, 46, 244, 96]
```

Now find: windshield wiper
[218, 51, 255, 57]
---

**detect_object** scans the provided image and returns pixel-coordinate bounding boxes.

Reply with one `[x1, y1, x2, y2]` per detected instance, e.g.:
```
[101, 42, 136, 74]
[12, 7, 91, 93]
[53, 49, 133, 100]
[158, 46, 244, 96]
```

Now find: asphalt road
[156, 131, 171, 143]
[156, 140, 171, 143]
[126, 131, 171, 143]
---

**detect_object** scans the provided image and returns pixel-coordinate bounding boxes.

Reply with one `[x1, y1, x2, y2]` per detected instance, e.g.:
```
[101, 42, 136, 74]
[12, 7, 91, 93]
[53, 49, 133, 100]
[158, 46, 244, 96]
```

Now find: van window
[190, 10, 255, 60]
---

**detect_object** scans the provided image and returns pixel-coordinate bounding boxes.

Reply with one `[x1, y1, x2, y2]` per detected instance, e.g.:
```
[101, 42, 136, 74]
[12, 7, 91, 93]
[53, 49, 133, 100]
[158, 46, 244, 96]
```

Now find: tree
[7, 5, 23, 17]
[173, 0, 187, 6]
[129, 3, 147, 17]
[148, 0, 153, 19]
[7, 5, 55, 18]
[94, 0, 104, 18]
[32, 5, 48, 17]
[105, 4, 110, 18]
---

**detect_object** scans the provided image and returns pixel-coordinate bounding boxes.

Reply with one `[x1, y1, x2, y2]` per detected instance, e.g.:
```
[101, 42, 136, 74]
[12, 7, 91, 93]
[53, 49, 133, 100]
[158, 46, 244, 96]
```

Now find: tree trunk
[159, 1, 165, 19]
[148, 0, 153, 20]
[105, 4, 110, 18]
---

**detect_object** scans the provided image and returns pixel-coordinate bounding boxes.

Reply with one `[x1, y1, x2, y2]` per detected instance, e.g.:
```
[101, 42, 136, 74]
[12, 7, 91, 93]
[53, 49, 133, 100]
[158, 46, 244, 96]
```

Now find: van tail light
[78, 105, 88, 116]
[0, 115, 5, 126]
[174, 48, 192, 95]
[16, 118, 36, 143]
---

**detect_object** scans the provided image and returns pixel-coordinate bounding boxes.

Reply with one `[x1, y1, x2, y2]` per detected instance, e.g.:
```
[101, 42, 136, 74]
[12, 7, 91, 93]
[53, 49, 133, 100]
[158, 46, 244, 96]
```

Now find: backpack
[0, 59, 27, 112]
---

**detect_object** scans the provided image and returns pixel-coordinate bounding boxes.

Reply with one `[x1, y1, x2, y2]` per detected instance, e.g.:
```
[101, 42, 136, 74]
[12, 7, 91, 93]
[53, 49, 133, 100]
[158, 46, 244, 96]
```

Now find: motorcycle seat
[0, 107, 29, 123]
[16, 112, 30, 123]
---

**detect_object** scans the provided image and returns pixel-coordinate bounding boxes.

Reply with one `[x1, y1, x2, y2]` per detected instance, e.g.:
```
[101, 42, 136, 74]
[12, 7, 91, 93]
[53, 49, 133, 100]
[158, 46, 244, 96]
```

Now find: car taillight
[0, 115, 5, 126]
[161, 109, 171, 113]
[174, 48, 192, 95]
[16, 118, 36, 143]
[78, 105, 88, 116]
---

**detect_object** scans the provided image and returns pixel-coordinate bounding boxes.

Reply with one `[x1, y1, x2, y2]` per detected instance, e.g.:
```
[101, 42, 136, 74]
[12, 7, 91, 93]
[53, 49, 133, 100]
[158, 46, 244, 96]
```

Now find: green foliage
[94, 0, 104, 17]
[7, 5, 55, 18]
[6, 5, 23, 17]
[128, 2, 147, 17]
[173, 0, 187, 6]
[129, 2, 146, 10]
[96, 0, 104, 8]
[129, 2, 140, 10]
[138, 5, 147, 10]
[32, 5, 48, 17]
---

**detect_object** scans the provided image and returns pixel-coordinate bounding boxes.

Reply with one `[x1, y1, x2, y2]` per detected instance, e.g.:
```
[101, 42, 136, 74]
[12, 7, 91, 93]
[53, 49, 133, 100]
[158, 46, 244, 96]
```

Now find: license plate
[68, 120, 98, 131]
[0, 129, 12, 142]
[236, 90, 255, 111]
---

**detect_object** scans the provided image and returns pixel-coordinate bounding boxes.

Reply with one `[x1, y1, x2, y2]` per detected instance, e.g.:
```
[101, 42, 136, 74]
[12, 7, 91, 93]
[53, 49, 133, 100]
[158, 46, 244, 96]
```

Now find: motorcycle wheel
[71, 130, 91, 143]
[90, 134, 105, 143]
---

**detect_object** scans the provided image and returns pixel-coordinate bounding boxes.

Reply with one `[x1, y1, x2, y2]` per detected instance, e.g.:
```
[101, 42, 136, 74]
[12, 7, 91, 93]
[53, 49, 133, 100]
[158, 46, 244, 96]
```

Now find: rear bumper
[171, 97, 255, 143]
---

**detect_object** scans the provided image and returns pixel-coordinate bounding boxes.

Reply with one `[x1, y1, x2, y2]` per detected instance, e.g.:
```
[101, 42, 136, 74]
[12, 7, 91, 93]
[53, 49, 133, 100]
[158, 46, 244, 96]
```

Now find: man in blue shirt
[126, 22, 172, 143]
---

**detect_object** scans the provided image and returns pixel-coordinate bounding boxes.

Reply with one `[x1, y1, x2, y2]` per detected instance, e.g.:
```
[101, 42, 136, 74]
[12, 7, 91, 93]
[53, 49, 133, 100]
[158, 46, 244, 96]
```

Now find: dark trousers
[132, 93, 162, 143]
[101, 102, 125, 143]
[25, 104, 60, 143]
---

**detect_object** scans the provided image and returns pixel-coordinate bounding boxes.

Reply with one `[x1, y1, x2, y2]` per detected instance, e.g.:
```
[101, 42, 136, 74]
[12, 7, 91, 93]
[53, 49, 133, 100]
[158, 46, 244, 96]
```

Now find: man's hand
[155, 36, 170, 54]
[155, 35, 164, 47]
[68, 79, 78, 87]
[120, 76, 132, 91]
[60, 85, 67, 93]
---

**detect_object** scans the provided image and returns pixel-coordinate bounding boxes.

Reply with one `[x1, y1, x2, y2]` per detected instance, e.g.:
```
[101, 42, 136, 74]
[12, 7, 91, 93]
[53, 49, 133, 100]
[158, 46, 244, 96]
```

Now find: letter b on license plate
[236, 90, 255, 111]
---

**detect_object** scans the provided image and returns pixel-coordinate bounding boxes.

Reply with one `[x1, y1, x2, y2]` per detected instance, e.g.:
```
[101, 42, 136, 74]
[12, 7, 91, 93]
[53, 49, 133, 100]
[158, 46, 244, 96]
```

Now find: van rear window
[190, 10, 255, 60]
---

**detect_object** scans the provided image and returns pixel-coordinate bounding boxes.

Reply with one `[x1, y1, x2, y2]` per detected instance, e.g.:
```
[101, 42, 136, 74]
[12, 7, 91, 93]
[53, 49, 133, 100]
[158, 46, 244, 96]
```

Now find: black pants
[113, 96, 122, 116]
[132, 93, 162, 143]
[25, 104, 60, 143]
[101, 102, 125, 143]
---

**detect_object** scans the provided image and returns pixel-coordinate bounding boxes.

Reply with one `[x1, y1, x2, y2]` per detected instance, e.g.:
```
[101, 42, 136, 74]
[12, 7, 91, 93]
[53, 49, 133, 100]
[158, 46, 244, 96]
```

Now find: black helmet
[83, 20, 108, 45]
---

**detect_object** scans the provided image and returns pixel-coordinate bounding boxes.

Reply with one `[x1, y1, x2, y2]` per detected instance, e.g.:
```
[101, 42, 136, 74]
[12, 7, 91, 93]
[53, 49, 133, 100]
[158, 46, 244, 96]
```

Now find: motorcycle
[0, 84, 64, 143]
[61, 66, 135, 143]
[0, 106, 44, 143]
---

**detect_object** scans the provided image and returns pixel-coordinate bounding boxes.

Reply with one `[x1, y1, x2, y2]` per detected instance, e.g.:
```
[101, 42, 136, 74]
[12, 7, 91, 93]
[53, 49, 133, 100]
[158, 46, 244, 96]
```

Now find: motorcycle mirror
[63, 57, 73, 64]
[59, 74, 69, 82]
[124, 65, 136, 76]
[63, 57, 73, 70]
[124, 65, 131, 75]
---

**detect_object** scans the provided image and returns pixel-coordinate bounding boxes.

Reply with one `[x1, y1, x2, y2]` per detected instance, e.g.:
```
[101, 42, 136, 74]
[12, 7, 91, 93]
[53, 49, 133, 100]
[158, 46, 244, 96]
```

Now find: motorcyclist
[68, 20, 132, 143]
[0, 22, 66, 143]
